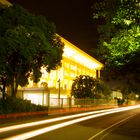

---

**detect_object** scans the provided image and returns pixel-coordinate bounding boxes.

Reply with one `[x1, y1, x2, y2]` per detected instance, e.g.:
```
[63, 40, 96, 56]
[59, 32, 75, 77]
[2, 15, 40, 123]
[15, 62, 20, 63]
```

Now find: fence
[49, 98, 117, 109]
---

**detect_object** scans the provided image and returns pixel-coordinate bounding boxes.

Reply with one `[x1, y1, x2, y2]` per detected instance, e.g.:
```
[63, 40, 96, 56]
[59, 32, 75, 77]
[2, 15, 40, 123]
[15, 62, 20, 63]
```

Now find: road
[1, 105, 140, 140]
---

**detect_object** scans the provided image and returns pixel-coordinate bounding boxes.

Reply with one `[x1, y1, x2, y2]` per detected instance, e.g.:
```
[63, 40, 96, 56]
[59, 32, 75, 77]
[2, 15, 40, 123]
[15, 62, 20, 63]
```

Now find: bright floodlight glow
[3, 105, 140, 140]
[63, 45, 99, 69]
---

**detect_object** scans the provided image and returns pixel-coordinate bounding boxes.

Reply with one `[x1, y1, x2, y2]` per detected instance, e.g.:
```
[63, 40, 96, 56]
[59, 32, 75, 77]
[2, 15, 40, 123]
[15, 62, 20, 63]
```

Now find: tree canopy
[71, 75, 111, 99]
[92, 0, 140, 95]
[0, 4, 64, 98]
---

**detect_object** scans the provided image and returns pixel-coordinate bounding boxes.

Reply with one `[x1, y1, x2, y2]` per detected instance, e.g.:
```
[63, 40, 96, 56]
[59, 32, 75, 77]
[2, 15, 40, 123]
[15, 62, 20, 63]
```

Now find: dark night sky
[9, 0, 99, 54]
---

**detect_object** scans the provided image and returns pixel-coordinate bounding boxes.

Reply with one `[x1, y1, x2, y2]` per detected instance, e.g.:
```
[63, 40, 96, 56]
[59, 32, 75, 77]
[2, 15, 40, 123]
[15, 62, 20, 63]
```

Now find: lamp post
[57, 78, 61, 107]
[58, 78, 61, 99]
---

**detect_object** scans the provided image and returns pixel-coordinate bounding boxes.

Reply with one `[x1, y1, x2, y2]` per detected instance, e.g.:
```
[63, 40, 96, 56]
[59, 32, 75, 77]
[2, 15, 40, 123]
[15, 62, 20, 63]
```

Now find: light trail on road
[3, 105, 140, 140]
[0, 107, 119, 133]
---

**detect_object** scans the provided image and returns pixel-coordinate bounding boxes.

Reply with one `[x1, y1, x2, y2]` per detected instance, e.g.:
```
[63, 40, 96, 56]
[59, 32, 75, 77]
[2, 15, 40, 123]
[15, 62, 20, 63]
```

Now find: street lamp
[136, 94, 139, 99]
[57, 78, 61, 99]
[57, 78, 61, 108]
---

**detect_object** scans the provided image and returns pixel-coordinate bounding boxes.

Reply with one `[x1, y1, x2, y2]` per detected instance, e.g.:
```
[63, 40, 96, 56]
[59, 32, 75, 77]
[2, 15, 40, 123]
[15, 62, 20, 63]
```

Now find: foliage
[104, 26, 140, 68]
[71, 75, 111, 99]
[93, 0, 140, 41]
[0, 4, 64, 97]
[92, 0, 140, 95]
[0, 97, 47, 114]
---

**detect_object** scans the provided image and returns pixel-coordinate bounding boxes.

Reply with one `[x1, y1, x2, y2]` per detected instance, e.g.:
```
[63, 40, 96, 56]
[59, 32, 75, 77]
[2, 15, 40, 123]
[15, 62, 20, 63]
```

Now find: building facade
[19, 37, 103, 106]
[0, 0, 103, 106]
[0, 0, 12, 6]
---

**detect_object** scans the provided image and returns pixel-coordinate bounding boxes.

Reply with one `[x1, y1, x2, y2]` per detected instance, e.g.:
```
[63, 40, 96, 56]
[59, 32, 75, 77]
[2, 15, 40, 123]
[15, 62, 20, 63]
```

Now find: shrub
[71, 75, 111, 99]
[0, 97, 47, 114]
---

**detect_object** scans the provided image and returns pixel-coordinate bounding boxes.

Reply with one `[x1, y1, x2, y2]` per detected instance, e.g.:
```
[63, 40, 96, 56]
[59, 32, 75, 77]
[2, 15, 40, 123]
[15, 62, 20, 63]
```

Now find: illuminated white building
[0, 0, 103, 106]
[0, 0, 12, 6]
[19, 37, 103, 106]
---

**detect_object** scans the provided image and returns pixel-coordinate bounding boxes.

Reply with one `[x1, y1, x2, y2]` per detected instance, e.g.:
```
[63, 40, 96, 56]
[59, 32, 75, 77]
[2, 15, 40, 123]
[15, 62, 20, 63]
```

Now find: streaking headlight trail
[0, 107, 118, 133]
[3, 105, 140, 140]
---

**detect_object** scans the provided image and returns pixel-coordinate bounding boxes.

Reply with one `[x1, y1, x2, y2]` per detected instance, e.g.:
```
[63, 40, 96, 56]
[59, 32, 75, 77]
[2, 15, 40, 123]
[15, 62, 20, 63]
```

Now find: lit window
[48, 81, 54, 87]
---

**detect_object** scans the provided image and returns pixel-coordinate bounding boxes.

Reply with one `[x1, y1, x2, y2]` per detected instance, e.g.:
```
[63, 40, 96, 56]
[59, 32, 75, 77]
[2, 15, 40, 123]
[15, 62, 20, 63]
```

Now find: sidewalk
[48, 105, 117, 115]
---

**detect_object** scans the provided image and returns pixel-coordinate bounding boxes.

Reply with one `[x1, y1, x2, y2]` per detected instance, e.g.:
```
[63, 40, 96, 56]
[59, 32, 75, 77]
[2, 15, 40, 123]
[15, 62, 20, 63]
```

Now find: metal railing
[49, 98, 117, 109]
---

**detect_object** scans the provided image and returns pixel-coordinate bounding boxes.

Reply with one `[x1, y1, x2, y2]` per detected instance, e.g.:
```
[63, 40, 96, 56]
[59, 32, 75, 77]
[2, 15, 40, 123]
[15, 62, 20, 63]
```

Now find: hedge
[0, 97, 47, 114]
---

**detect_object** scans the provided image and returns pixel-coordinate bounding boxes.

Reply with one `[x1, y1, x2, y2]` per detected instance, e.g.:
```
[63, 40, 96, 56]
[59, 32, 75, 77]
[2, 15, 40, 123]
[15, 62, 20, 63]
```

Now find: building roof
[1, 0, 103, 70]
[61, 36, 103, 70]
[0, 0, 12, 6]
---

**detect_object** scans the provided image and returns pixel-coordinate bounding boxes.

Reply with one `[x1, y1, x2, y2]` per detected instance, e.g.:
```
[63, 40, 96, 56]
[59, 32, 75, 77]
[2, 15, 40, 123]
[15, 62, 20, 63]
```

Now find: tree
[92, 0, 140, 96]
[71, 75, 111, 99]
[0, 4, 64, 98]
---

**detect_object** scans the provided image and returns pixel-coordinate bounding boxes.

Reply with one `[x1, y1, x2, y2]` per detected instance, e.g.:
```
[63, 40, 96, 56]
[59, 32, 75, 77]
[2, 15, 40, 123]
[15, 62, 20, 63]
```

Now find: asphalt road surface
[1, 105, 140, 140]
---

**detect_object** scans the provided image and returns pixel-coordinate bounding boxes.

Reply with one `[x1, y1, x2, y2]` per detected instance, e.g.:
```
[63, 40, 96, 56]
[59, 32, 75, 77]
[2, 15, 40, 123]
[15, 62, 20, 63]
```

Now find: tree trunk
[11, 76, 17, 98]
[0, 77, 6, 100]
[2, 84, 6, 100]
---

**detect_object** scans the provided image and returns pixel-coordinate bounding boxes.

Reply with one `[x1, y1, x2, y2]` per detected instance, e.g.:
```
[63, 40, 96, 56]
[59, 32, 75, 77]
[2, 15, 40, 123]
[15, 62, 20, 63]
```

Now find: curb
[0, 105, 118, 119]
[0, 111, 48, 119]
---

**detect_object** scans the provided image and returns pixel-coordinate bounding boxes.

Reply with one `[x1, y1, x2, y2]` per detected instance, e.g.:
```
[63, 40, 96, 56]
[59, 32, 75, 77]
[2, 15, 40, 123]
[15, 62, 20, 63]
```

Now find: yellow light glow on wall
[62, 37, 103, 70]
[0, 0, 12, 6]
[26, 35, 103, 99]
[2, 0, 103, 105]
